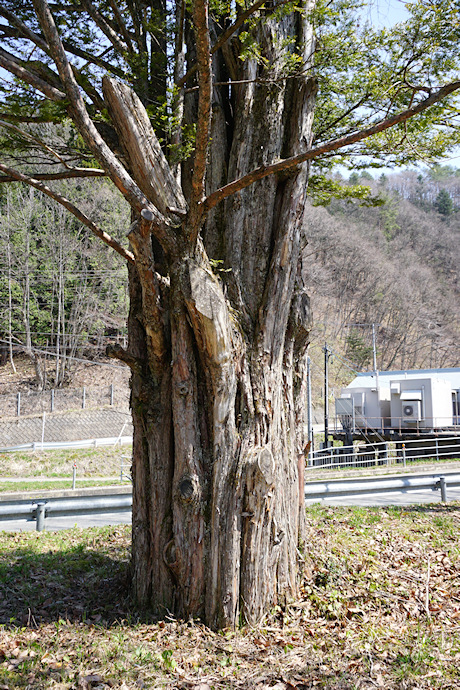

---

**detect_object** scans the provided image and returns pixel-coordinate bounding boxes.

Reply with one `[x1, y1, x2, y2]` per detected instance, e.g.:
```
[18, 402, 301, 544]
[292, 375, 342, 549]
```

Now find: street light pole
[323, 343, 331, 449]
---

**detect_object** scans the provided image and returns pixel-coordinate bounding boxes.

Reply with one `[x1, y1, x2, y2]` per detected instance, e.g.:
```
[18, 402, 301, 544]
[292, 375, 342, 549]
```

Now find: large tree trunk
[108, 6, 316, 629]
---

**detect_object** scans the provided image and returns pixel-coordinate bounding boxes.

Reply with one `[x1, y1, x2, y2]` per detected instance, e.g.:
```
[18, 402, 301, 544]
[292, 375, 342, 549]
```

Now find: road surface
[0, 509, 132, 532]
[305, 486, 460, 507]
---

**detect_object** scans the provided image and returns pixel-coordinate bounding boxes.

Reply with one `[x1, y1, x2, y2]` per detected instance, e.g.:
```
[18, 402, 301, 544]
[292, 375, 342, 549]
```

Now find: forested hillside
[1, 167, 458, 395]
[0, 179, 129, 387]
[304, 166, 460, 399]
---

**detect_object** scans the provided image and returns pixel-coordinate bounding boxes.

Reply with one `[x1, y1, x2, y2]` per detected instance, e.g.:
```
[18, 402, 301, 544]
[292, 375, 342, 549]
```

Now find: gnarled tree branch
[0, 46, 66, 102]
[80, 0, 129, 55]
[204, 79, 460, 212]
[31, 0, 177, 257]
[0, 163, 134, 264]
[0, 169, 106, 183]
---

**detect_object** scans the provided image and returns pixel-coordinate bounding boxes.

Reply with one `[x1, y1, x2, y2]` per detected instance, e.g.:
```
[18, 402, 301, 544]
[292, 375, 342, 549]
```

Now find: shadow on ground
[0, 528, 138, 627]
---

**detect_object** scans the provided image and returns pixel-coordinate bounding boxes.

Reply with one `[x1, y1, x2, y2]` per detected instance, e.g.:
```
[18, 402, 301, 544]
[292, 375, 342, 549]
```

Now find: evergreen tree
[0, 0, 458, 627]
[434, 188, 454, 216]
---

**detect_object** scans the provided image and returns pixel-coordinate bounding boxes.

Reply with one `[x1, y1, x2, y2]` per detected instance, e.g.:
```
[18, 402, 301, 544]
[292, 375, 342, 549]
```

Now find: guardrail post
[34, 501, 47, 531]
[439, 476, 447, 503]
[72, 462, 77, 490]
[435, 439, 439, 462]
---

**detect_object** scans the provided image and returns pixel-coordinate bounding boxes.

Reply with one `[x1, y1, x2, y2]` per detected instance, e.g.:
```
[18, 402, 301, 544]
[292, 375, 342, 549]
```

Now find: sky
[366, 0, 411, 26]
[350, 0, 460, 177]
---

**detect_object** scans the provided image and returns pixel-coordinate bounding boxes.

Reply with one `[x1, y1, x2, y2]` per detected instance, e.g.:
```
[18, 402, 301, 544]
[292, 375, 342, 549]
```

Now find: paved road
[305, 486, 460, 507]
[0, 510, 132, 532]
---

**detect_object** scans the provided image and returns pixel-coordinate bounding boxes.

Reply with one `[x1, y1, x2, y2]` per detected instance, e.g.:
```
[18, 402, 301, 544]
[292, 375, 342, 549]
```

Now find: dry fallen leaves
[0, 504, 459, 689]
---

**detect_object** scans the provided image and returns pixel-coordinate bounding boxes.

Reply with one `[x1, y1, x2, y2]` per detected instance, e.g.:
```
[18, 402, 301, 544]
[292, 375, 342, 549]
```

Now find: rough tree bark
[2, 0, 459, 630]
[102, 6, 316, 628]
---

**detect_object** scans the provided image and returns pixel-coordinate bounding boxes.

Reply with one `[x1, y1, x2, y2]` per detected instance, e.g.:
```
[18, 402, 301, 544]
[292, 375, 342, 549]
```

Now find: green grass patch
[0, 479, 123, 493]
[0, 446, 131, 479]
[0, 504, 459, 688]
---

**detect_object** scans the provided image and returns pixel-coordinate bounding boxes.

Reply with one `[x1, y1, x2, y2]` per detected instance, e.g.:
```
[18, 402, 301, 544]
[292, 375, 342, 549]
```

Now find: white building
[336, 368, 460, 433]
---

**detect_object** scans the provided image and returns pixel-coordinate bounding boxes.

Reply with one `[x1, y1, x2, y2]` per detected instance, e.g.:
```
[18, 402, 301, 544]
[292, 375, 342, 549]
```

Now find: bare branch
[204, 80, 460, 212]
[314, 93, 370, 139]
[108, 0, 135, 53]
[0, 46, 66, 102]
[80, 0, 129, 55]
[0, 169, 106, 183]
[0, 6, 49, 52]
[61, 42, 125, 78]
[0, 8, 125, 79]
[0, 119, 74, 168]
[0, 162, 135, 264]
[188, 0, 212, 243]
[106, 343, 142, 372]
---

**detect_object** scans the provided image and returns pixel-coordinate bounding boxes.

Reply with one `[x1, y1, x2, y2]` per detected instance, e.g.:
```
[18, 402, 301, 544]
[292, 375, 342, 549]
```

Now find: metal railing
[309, 435, 460, 470]
[120, 455, 132, 482]
[0, 491, 132, 531]
[2, 470, 459, 531]
[305, 471, 460, 503]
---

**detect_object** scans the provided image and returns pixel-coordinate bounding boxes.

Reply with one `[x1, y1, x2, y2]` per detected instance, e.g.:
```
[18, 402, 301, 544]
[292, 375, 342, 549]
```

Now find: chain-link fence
[0, 384, 129, 417]
[0, 408, 133, 451]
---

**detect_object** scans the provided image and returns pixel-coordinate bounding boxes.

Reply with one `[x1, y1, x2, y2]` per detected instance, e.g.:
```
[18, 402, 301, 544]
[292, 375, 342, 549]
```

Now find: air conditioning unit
[402, 400, 422, 422]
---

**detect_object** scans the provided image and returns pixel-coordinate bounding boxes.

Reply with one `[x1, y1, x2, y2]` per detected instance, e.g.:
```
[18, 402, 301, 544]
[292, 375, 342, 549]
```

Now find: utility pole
[307, 356, 313, 458]
[323, 343, 331, 449]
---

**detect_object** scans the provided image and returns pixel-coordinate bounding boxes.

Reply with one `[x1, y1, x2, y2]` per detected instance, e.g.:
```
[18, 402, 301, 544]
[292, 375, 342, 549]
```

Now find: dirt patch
[0, 355, 130, 398]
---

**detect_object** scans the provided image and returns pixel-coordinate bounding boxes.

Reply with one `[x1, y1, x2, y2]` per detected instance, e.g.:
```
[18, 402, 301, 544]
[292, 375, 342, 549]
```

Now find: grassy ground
[0, 502, 459, 689]
[1, 445, 458, 494]
[0, 479, 122, 493]
[0, 447, 131, 492]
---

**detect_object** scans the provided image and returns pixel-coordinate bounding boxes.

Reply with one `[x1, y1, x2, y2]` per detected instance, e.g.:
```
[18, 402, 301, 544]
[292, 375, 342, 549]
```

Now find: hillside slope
[304, 168, 460, 404]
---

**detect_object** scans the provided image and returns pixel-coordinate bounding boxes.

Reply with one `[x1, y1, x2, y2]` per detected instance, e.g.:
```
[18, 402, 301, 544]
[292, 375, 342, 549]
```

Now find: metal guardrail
[305, 472, 460, 503]
[0, 492, 133, 531]
[2, 471, 459, 532]
[309, 435, 460, 470]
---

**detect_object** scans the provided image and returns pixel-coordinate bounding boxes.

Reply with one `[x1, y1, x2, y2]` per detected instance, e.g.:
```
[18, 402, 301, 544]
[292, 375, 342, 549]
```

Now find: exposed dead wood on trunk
[127, 211, 168, 371]
[103, 77, 187, 219]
